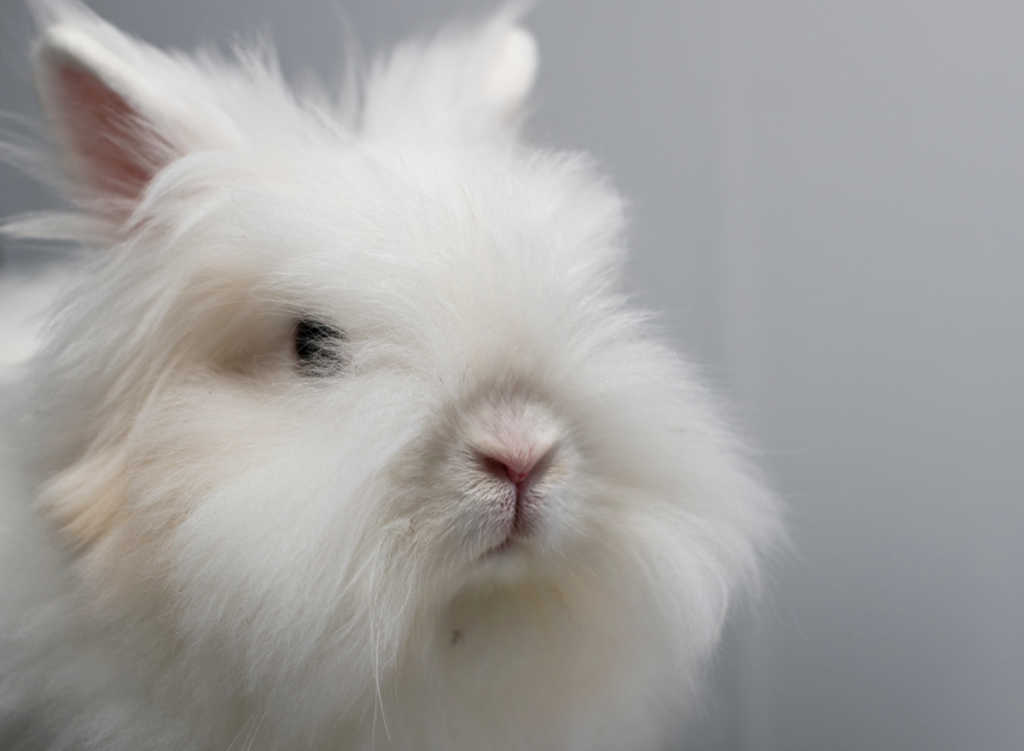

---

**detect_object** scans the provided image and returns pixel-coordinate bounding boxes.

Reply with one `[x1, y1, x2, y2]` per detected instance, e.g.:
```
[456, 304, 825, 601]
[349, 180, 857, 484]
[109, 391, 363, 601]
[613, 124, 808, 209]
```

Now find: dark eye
[294, 318, 345, 376]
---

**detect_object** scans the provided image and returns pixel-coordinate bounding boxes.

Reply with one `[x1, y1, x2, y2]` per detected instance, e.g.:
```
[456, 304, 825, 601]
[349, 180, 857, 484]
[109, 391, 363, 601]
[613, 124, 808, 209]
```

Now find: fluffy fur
[0, 2, 781, 749]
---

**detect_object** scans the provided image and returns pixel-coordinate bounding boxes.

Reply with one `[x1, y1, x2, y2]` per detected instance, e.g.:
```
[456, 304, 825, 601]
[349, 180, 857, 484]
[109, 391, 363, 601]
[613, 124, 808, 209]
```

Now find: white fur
[0, 2, 781, 749]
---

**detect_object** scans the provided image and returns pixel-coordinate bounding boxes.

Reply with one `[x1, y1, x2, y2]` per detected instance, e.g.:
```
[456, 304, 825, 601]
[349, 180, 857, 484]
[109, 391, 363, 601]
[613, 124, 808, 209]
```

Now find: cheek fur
[38, 381, 299, 606]
[40, 445, 131, 552]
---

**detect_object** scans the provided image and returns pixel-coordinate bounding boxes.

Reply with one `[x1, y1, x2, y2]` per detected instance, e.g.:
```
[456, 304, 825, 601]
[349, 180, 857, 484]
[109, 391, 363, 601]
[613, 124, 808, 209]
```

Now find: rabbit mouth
[479, 495, 529, 559]
[489, 489, 536, 556]
[487, 451, 570, 563]
[477, 456, 547, 558]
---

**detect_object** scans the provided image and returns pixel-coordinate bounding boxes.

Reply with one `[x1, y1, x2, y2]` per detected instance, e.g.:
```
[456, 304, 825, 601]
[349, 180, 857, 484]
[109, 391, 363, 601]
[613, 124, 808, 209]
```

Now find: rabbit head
[11, 1, 780, 748]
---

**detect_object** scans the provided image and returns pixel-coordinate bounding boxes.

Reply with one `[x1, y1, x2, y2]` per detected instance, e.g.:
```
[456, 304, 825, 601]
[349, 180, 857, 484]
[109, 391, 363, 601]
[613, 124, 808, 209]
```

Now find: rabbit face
[37, 142, 639, 708]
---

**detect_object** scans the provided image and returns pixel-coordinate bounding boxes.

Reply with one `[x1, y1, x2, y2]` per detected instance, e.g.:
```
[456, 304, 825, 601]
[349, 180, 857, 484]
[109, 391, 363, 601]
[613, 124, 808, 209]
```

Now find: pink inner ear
[55, 61, 154, 201]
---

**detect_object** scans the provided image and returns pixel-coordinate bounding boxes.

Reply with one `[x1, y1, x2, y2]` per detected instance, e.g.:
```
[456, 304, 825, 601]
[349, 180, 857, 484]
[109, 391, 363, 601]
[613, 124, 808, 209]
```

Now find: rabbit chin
[464, 479, 586, 588]
[467, 529, 545, 587]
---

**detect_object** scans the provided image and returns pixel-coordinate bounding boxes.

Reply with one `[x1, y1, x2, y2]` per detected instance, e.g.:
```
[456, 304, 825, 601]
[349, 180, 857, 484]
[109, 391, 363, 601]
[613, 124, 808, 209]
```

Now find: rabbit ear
[362, 11, 539, 142]
[31, 8, 225, 222]
[35, 30, 161, 204]
[481, 25, 537, 118]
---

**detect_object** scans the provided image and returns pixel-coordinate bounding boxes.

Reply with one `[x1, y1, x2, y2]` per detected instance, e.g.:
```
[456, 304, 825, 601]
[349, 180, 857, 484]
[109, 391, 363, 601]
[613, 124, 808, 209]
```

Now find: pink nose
[483, 455, 538, 488]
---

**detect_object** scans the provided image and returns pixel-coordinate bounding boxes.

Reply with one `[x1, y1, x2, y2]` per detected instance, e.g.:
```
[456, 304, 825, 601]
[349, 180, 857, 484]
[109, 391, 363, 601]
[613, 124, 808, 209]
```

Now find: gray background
[2, 1, 1022, 749]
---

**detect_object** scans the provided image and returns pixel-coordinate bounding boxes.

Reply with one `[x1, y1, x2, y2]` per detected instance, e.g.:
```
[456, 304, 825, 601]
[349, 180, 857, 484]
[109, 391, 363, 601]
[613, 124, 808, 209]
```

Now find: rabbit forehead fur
[0, 2, 781, 750]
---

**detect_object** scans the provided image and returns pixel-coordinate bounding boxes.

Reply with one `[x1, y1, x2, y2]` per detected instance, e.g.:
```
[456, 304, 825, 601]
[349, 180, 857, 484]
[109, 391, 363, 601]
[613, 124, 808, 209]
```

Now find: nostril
[481, 455, 537, 488]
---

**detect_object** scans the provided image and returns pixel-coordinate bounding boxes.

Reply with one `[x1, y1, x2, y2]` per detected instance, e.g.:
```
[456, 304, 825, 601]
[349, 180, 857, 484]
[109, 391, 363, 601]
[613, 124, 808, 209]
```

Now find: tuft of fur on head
[0, 2, 782, 750]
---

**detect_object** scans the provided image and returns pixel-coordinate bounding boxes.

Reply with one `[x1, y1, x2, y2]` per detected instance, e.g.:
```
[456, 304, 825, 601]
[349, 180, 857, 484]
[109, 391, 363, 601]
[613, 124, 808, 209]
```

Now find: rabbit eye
[294, 318, 345, 376]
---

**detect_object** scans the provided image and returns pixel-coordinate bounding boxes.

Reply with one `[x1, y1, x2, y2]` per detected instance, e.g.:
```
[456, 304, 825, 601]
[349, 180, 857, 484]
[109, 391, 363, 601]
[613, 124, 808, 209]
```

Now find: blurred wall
[2, 1, 1022, 749]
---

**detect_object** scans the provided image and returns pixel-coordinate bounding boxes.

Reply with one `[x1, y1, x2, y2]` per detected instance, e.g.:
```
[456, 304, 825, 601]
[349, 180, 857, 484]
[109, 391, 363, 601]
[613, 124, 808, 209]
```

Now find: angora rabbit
[0, 1, 780, 749]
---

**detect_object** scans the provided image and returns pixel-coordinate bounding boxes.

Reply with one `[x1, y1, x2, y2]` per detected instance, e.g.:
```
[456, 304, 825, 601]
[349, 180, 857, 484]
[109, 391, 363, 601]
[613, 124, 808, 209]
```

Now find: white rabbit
[0, 1, 781, 749]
